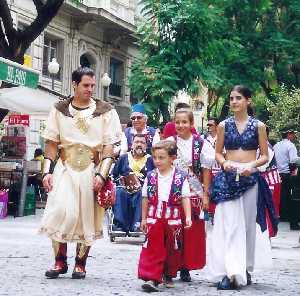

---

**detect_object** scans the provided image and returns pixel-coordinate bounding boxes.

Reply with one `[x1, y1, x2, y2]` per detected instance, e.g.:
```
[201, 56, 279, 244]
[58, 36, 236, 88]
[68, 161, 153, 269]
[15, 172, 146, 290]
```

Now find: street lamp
[193, 99, 205, 133]
[48, 58, 60, 90]
[101, 73, 111, 101]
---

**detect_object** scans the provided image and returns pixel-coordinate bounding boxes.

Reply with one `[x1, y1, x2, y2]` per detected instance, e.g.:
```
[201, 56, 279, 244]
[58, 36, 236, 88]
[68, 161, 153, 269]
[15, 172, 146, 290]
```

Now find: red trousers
[261, 170, 281, 237]
[138, 219, 182, 282]
[182, 219, 206, 270]
[267, 182, 281, 237]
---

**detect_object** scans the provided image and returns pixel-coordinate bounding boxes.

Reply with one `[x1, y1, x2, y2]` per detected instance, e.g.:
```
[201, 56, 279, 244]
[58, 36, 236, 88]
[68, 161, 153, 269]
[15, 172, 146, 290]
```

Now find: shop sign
[8, 115, 30, 126]
[0, 57, 39, 89]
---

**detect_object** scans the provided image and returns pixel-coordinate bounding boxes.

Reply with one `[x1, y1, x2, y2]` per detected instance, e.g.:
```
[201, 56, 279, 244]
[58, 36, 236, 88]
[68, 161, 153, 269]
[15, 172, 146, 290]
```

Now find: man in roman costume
[39, 67, 122, 279]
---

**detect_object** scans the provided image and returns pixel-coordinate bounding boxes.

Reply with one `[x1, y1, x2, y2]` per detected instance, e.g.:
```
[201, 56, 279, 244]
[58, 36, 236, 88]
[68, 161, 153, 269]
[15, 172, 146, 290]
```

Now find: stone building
[4, 0, 140, 157]
[10, 0, 139, 119]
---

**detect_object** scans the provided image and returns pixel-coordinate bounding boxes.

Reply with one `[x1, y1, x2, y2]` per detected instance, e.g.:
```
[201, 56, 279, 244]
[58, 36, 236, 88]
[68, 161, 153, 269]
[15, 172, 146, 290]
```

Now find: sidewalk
[0, 210, 299, 296]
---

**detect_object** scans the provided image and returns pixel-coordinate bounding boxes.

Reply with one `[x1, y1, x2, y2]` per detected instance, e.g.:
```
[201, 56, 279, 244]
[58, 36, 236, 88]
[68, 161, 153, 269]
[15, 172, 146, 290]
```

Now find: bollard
[18, 160, 28, 217]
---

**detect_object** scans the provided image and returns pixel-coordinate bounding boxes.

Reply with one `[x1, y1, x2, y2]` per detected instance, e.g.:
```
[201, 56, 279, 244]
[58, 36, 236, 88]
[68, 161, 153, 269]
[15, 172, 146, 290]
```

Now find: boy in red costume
[138, 140, 192, 292]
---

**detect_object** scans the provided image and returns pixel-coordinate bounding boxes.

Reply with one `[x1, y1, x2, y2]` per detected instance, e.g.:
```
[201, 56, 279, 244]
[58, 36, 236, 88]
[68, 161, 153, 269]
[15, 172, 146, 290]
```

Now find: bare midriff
[225, 149, 257, 163]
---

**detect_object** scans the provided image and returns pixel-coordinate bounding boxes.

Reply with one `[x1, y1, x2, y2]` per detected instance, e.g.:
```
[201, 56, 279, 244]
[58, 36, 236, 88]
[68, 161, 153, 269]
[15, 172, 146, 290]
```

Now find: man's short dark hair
[34, 148, 43, 158]
[72, 67, 95, 84]
[208, 117, 219, 125]
[133, 134, 146, 141]
[282, 131, 295, 139]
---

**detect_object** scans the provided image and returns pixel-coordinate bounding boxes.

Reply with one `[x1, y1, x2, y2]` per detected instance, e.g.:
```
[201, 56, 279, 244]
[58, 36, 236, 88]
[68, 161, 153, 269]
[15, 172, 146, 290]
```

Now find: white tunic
[168, 136, 215, 172]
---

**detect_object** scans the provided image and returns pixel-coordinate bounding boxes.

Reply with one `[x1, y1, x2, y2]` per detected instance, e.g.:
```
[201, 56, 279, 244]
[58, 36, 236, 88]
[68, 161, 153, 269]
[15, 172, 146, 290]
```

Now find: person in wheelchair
[112, 134, 155, 233]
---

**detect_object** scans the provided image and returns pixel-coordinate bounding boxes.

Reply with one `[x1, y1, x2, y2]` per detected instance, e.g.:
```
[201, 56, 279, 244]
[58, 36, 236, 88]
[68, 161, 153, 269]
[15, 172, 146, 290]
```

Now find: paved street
[0, 210, 300, 296]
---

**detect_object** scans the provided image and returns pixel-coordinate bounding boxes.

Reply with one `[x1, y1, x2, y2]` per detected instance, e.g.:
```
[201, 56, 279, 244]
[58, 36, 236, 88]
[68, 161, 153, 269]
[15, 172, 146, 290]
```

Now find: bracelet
[43, 158, 55, 175]
[98, 157, 114, 181]
[42, 173, 51, 179]
[95, 173, 106, 184]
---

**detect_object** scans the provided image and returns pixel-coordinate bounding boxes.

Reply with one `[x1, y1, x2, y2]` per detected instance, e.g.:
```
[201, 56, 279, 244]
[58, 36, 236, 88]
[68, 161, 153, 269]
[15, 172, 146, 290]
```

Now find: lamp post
[193, 100, 205, 133]
[101, 73, 111, 101]
[48, 58, 60, 90]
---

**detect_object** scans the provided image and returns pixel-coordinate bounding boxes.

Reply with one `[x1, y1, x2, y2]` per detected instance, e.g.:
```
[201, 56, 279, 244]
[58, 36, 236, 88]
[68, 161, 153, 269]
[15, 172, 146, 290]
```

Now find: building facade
[6, 0, 139, 158]
[10, 0, 139, 121]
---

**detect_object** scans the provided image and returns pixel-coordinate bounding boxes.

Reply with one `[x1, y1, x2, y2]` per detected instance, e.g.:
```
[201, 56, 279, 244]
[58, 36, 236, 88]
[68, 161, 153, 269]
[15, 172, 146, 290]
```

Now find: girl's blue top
[224, 116, 259, 151]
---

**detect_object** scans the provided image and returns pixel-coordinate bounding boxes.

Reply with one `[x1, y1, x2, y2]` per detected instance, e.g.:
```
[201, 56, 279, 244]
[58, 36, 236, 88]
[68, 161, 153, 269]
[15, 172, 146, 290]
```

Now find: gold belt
[60, 144, 99, 171]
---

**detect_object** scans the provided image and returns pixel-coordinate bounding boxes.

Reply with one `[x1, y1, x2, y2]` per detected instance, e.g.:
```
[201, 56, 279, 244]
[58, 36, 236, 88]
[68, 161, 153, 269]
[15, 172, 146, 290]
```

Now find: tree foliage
[218, 0, 300, 119]
[130, 0, 230, 123]
[130, 0, 300, 123]
[267, 86, 300, 147]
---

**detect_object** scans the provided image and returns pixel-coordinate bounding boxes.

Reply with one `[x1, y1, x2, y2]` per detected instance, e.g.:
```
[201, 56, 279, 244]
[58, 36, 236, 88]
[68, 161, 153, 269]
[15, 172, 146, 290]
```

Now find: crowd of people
[38, 66, 299, 292]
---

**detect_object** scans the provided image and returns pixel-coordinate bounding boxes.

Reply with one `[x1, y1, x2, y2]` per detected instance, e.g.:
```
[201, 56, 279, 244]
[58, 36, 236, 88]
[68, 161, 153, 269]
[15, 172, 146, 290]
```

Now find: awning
[0, 86, 60, 114]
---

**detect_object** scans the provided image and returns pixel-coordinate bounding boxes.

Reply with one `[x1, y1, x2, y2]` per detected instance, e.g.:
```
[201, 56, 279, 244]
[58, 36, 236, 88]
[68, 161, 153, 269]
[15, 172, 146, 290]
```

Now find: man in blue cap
[120, 103, 160, 155]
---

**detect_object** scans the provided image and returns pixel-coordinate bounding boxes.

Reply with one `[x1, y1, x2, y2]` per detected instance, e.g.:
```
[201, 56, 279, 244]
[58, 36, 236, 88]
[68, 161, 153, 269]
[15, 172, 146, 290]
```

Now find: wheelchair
[106, 183, 146, 243]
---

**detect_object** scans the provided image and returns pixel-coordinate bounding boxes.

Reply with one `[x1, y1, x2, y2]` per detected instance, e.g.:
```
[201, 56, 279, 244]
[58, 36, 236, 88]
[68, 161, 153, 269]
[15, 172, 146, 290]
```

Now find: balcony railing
[67, 0, 136, 26]
[109, 83, 122, 98]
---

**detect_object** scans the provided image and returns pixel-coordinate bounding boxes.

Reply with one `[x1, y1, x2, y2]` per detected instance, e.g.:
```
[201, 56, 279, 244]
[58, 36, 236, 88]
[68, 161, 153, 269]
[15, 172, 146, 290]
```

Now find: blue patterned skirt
[210, 170, 279, 234]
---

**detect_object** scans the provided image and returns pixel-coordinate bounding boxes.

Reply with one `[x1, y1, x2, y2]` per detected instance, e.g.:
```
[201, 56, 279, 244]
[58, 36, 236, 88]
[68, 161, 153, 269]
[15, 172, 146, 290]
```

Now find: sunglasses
[131, 116, 143, 120]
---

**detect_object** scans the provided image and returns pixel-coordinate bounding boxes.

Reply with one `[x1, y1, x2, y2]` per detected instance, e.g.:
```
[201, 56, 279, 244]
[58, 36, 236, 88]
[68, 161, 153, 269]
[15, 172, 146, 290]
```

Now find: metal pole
[18, 160, 28, 217]
[104, 86, 108, 101]
[51, 75, 54, 90]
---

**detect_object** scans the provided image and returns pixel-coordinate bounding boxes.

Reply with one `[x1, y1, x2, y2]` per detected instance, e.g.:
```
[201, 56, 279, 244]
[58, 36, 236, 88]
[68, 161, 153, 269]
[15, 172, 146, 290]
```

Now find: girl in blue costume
[208, 85, 278, 290]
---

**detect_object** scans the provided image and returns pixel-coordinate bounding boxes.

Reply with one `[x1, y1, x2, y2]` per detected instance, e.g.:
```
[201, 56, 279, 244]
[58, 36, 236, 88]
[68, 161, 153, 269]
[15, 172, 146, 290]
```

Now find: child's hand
[184, 218, 192, 229]
[141, 219, 147, 233]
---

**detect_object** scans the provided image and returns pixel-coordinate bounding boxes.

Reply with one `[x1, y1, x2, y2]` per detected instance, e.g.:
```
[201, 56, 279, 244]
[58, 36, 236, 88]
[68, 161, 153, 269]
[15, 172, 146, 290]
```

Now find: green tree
[130, 0, 231, 124]
[131, 1, 300, 123]
[216, 0, 300, 119]
[267, 86, 300, 148]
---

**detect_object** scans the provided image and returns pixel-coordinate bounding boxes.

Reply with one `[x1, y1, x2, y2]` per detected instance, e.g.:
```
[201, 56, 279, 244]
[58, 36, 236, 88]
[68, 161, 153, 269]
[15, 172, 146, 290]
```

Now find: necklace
[69, 100, 96, 134]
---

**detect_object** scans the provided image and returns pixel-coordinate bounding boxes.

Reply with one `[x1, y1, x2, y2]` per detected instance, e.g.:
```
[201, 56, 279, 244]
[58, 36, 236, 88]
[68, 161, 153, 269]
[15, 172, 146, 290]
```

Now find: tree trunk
[159, 102, 170, 123]
[219, 97, 230, 121]
[0, 0, 64, 64]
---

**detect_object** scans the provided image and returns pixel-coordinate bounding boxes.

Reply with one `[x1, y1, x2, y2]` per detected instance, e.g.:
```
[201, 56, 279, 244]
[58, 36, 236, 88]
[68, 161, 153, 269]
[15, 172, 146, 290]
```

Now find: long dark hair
[231, 85, 254, 116]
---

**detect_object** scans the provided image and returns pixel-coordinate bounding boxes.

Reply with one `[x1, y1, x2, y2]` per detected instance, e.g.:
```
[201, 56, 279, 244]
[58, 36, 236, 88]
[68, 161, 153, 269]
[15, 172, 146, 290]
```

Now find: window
[42, 34, 63, 80]
[109, 57, 124, 98]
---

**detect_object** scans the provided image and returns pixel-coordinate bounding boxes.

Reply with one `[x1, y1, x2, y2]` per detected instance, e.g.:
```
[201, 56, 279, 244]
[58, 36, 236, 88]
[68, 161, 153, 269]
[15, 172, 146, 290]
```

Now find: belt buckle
[66, 144, 93, 171]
